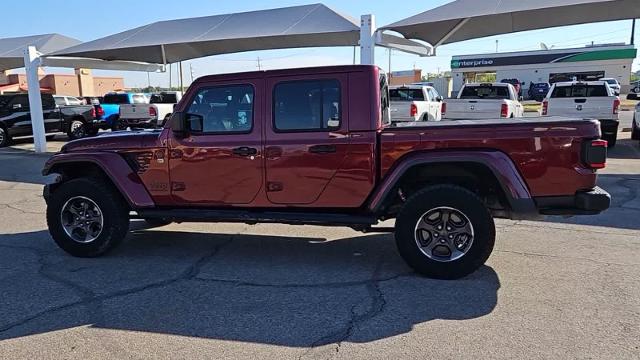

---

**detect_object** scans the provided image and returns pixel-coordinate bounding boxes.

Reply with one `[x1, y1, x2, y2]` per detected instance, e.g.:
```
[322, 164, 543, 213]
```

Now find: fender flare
[42, 152, 155, 209]
[367, 150, 539, 220]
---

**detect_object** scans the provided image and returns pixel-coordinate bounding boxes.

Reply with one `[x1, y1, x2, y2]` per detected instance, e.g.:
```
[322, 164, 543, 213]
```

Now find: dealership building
[451, 44, 637, 95]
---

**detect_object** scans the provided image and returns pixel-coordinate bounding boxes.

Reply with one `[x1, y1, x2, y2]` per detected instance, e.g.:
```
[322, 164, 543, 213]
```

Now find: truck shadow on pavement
[544, 173, 640, 230]
[0, 228, 500, 346]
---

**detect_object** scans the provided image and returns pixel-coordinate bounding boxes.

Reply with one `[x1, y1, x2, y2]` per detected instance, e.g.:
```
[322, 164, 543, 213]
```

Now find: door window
[9, 96, 30, 111]
[273, 80, 341, 132]
[186, 85, 254, 133]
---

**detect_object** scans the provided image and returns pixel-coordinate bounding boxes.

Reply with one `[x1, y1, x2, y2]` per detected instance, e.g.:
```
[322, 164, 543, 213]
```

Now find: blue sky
[5, 0, 639, 88]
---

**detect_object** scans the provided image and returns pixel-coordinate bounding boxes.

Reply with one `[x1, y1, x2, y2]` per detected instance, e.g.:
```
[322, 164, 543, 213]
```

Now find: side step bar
[137, 209, 380, 228]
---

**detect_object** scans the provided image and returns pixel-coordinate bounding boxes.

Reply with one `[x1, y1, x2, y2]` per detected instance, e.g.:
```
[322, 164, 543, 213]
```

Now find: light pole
[631, 19, 636, 45]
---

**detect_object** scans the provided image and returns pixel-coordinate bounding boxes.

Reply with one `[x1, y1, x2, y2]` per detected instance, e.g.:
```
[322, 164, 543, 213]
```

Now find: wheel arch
[367, 150, 538, 220]
[43, 153, 155, 209]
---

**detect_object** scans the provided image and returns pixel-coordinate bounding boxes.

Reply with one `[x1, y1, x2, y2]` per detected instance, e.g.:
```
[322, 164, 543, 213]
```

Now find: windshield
[603, 79, 618, 85]
[460, 86, 510, 100]
[103, 94, 130, 104]
[551, 85, 609, 98]
[150, 94, 178, 104]
[390, 88, 425, 101]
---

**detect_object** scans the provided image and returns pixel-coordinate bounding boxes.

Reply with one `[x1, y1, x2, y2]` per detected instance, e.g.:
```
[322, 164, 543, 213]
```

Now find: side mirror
[436, 96, 443, 102]
[187, 113, 204, 133]
[518, 96, 524, 102]
[171, 112, 186, 135]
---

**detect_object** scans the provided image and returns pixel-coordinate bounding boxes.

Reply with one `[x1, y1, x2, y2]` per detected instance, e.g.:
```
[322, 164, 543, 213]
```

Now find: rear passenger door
[265, 75, 350, 205]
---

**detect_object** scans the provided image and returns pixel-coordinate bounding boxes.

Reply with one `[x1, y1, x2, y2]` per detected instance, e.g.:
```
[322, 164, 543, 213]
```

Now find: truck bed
[383, 116, 601, 198]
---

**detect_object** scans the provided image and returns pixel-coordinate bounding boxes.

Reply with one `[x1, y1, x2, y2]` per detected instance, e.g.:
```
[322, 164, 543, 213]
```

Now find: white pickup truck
[119, 91, 182, 129]
[542, 81, 620, 147]
[390, 85, 443, 122]
[443, 83, 524, 120]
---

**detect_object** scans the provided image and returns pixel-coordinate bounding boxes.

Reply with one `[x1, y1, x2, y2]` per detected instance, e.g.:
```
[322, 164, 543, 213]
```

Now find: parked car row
[0, 93, 104, 147]
[119, 91, 182, 129]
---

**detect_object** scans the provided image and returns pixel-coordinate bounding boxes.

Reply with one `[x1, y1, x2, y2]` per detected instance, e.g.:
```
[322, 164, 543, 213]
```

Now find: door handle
[309, 145, 337, 154]
[233, 147, 258, 157]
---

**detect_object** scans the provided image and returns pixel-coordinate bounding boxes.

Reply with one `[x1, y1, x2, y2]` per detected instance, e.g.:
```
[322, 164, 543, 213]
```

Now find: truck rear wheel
[67, 119, 87, 140]
[0, 126, 10, 147]
[46, 178, 130, 257]
[632, 116, 639, 141]
[395, 185, 495, 280]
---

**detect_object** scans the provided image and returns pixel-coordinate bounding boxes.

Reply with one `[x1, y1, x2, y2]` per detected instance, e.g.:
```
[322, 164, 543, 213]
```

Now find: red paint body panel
[43, 152, 156, 208]
[44, 65, 604, 218]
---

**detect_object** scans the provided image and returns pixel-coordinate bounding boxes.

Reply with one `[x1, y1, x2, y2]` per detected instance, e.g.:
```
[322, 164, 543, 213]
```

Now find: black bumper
[535, 187, 611, 216]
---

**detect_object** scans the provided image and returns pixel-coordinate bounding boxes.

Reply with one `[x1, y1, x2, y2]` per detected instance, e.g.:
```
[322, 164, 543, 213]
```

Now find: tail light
[91, 107, 96, 118]
[582, 139, 608, 170]
[96, 105, 104, 118]
[149, 107, 158, 117]
[613, 99, 620, 114]
[500, 103, 509, 118]
[542, 101, 549, 116]
[410, 103, 418, 117]
[441, 102, 447, 117]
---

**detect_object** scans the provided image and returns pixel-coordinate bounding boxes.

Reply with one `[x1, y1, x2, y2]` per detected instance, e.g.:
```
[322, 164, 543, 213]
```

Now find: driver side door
[168, 80, 264, 206]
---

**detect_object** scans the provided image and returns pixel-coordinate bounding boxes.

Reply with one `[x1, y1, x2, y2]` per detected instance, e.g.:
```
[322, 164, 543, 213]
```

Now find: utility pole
[190, 63, 195, 83]
[632, 19, 636, 45]
[495, 39, 499, 53]
[257, 57, 262, 70]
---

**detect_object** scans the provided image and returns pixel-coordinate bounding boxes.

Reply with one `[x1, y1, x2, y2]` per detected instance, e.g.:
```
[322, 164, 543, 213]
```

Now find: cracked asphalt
[1, 115, 639, 359]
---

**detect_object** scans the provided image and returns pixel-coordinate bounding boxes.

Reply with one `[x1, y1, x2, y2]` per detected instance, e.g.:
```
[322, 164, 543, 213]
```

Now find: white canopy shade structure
[381, 0, 640, 49]
[51, 3, 362, 64]
[0, 33, 80, 71]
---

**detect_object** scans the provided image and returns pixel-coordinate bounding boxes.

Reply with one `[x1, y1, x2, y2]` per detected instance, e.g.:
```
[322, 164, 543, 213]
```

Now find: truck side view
[42, 65, 611, 279]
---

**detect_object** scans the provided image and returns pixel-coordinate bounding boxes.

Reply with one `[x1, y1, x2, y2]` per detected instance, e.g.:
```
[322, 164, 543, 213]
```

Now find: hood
[61, 130, 163, 153]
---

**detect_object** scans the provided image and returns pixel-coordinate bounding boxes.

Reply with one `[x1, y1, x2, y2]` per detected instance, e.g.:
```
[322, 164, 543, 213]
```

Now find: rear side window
[551, 85, 609, 98]
[132, 95, 147, 104]
[151, 94, 178, 104]
[186, 84, 254, 133]
[390, 88, 425, 101]
[54, 97, 66, 106]
[103, 94, 130, 104]
[273, 79, 341, 132]
[460, 86, 510, 99]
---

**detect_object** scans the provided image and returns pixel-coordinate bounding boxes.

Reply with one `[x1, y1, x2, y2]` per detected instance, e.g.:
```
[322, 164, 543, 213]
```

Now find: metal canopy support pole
[433, 18, 470, 55]
[179, 61, 184, 92]
[360, 14, 376, 65]
[24, 46, 46, 153]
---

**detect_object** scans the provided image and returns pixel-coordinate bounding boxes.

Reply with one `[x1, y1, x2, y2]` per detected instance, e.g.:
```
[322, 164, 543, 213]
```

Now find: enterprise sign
[451, 48, 637, 69]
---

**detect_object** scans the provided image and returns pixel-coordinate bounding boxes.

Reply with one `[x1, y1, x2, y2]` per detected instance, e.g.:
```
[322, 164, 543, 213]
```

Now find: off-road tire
[47, 178, 130, 257]
[395, 184, 496, 280]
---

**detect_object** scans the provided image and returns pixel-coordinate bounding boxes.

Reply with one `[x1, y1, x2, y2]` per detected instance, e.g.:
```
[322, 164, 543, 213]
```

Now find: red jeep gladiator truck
[42, 65, 610, 279]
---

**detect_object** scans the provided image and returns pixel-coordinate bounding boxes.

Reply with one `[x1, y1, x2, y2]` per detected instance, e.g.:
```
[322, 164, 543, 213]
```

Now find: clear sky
[5, 0, 639, 88]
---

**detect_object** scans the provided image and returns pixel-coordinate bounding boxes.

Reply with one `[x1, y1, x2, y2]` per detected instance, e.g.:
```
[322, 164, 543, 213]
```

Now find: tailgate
[390, 101, 412, 121]
[120, 104, 151, 119]
[547, 98, 616, 120]
[445, 100, 502, 119]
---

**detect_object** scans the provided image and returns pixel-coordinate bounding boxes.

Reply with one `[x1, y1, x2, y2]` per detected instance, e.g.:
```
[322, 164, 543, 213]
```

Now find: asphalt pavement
[0, 113, 638, 359]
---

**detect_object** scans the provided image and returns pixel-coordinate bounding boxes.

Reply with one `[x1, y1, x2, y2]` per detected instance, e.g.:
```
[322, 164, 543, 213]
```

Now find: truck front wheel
[46, 178, 130, 257]
[395, 185, 495, 280]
